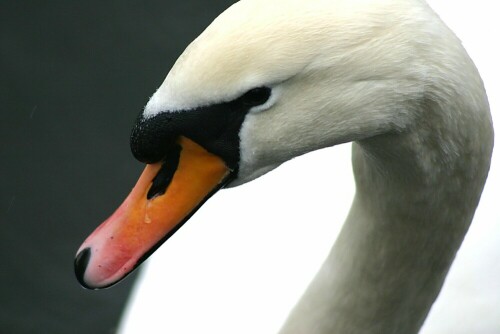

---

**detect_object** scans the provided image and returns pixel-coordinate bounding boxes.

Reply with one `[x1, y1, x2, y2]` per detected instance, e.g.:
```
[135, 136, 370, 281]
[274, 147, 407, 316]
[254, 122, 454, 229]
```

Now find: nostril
[147, 143, 182, 200]
[74, 248, 92, 289]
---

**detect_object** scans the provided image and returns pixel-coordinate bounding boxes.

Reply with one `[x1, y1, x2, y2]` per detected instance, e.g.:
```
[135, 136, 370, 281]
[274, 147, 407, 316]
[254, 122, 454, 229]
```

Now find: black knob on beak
[130, 114, 177, 164]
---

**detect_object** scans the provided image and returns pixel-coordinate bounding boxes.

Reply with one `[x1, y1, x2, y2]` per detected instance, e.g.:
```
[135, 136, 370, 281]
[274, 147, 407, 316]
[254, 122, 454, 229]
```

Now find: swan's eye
[240, 87, 271, 107]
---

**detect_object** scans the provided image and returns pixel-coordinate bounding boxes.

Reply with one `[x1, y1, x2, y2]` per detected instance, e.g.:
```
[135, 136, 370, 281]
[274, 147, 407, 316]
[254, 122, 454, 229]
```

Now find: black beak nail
[74, 247, 91, 289]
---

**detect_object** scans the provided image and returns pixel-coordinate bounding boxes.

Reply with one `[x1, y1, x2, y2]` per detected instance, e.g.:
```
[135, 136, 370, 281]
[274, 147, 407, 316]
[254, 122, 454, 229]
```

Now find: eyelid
[248, 86, 281, 114]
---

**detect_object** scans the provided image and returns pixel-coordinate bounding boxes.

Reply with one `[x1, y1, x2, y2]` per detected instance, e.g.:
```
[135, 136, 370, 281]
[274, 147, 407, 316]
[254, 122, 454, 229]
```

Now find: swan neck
[279, 114, 493, 333]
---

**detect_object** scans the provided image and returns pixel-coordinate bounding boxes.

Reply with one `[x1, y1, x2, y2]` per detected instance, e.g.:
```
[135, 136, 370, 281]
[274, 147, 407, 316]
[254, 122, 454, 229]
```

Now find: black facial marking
[130, 86, 272, 172]
[147, 143, 181, 200]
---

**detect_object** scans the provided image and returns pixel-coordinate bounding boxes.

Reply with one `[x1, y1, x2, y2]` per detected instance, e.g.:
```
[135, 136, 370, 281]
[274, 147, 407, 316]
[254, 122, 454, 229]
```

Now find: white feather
[119, 0, 498, 333]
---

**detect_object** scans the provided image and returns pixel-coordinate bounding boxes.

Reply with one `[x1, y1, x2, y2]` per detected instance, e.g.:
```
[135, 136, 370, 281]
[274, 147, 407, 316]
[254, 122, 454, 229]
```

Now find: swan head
[75, 0, 456, 288]
[141, 0, 430, 185]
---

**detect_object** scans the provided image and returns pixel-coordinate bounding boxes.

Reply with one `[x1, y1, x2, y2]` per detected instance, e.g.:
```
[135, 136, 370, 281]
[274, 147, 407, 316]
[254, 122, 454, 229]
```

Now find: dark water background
[0, 1, 233, 332]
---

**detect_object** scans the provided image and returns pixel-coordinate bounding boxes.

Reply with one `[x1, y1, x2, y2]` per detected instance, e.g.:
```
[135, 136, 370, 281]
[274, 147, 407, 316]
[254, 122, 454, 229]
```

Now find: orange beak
[75, 137, 231, 289]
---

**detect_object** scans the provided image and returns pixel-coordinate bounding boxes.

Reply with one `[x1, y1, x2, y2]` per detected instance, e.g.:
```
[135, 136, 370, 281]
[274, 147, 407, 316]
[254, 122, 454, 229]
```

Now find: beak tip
[74, 247, 94, 290]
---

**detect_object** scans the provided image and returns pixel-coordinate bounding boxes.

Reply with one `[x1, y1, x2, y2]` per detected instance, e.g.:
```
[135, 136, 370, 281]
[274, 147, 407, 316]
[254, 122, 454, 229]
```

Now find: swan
[75, 0, 495, 333]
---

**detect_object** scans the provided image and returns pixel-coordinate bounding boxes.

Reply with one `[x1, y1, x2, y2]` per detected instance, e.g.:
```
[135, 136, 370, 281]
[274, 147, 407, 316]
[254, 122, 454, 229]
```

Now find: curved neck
[279, 103, 493, 333]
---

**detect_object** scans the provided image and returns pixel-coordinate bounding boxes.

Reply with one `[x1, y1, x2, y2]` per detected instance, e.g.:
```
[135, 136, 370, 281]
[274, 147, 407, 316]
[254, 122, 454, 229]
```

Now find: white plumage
[119, 0, 498, 333]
